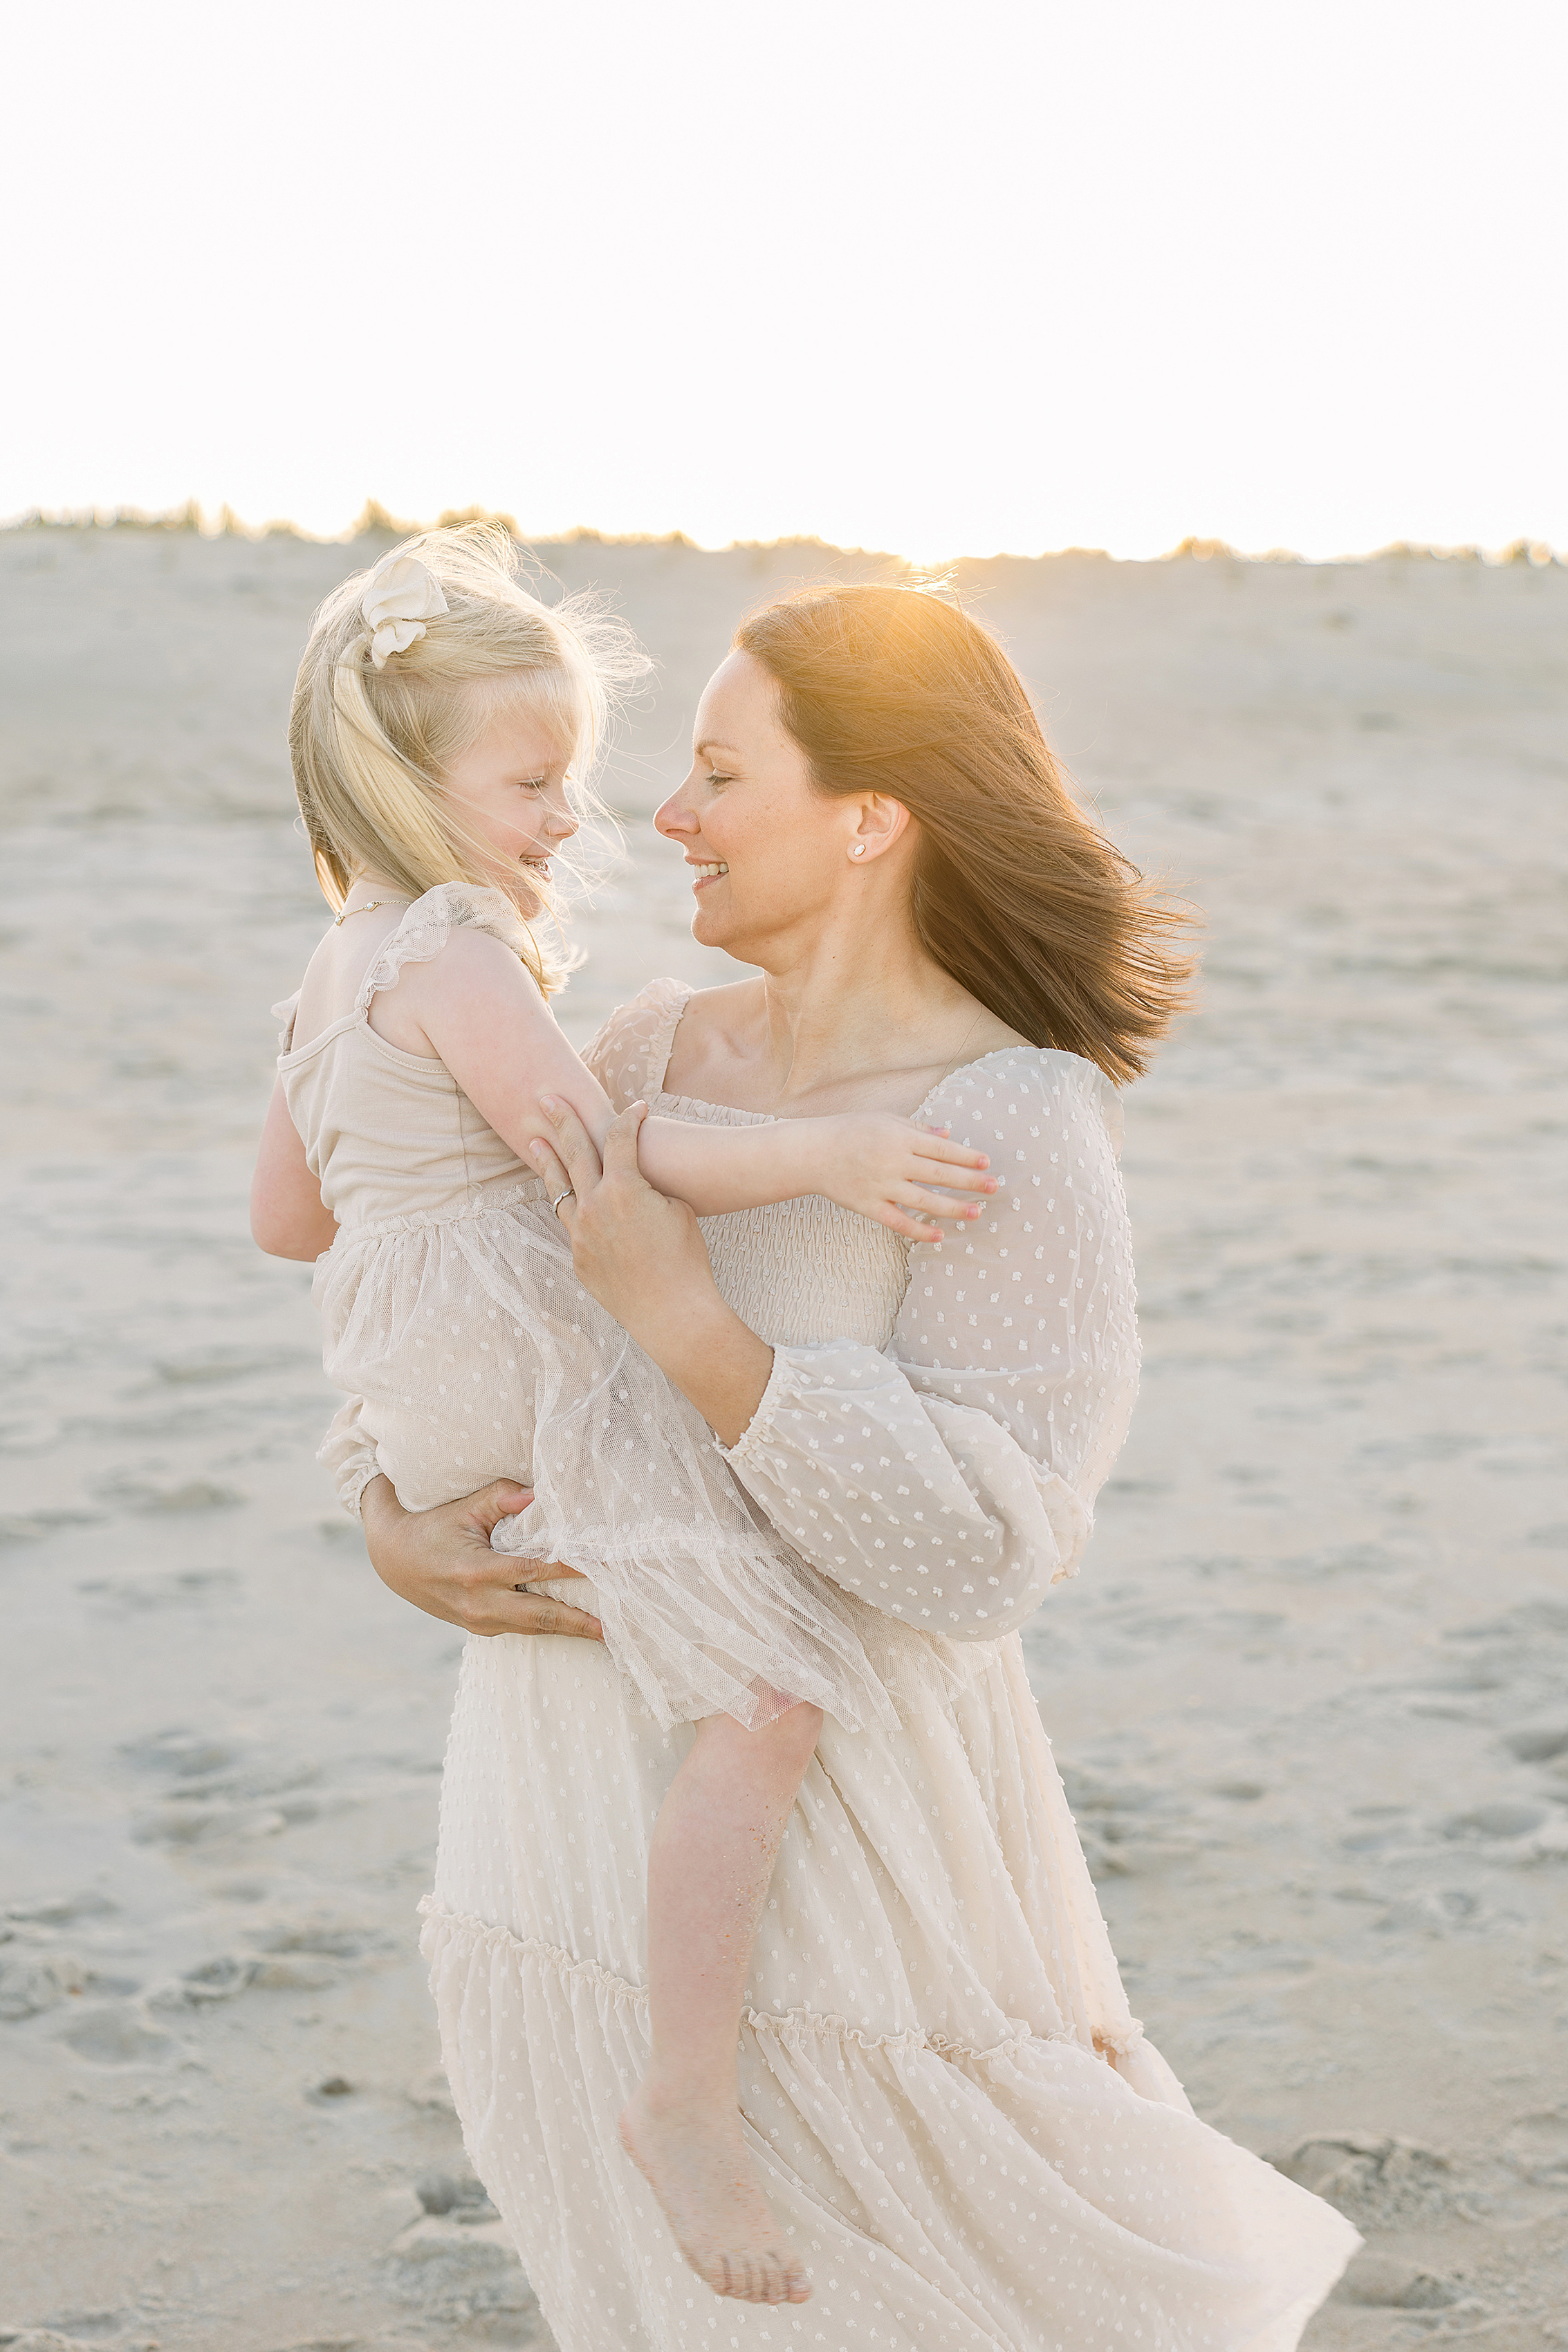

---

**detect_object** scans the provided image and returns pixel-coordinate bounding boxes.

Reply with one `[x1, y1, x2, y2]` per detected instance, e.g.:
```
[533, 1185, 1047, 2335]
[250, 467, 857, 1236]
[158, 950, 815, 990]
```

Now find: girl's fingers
[898, 1186, 986, 1221]
[917, 1127, 989, 1168]
[912, 1160, 995, 1193]
[883, 1206, 947, 1244]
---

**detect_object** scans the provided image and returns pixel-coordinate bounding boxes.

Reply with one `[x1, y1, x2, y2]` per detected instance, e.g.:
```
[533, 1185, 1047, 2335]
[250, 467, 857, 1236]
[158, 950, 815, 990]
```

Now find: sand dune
[1, 522, 1564, 2349]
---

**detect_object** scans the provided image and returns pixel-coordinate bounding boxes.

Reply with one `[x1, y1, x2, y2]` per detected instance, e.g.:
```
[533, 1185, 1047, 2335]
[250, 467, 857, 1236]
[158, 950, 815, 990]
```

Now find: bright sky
[6, 1, 1562, 559]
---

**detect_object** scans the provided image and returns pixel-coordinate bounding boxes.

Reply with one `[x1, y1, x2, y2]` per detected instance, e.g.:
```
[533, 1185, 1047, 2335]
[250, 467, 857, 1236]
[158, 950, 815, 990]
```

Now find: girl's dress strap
[272, 990, 301, 1052]
[354, 883, 535, 1018]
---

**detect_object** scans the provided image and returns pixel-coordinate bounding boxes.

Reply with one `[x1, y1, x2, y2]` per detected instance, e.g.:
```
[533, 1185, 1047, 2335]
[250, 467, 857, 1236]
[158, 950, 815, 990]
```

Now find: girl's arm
[396, 932, 992, 1242]
[251, 1079, 338, 1260]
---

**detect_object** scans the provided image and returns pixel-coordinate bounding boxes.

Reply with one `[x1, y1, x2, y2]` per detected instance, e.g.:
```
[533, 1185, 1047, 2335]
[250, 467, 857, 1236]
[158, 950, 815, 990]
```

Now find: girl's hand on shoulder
[818, 1115, 995, 1244]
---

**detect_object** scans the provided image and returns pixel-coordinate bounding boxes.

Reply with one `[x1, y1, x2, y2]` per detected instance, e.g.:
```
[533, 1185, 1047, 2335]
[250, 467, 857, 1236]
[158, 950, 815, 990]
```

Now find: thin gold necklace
[333, 897, 410, 926]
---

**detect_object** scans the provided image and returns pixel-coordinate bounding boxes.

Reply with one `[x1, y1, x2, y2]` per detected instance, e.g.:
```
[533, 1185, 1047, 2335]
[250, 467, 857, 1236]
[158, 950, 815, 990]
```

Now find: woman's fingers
[460, 1582, 604, 1639]
[360, 1478, 606, 1644]
[527, 1132, 574, 1213]
[537, 1094, 606, 1195]
[499, 1587, 605, 1642]
[462, 1536, 605, 1640]
[599, 1099, 649, 1179]
[456, 1477, 535, 1538]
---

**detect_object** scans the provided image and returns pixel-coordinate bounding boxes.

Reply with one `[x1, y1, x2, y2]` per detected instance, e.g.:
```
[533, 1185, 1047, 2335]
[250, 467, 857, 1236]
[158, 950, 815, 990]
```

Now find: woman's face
[655, 652, 876, 960]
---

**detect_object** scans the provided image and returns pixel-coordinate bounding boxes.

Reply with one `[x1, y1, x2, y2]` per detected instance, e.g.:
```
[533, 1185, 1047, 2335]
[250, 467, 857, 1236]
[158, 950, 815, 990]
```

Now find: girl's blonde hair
[289, 522, 645, 993]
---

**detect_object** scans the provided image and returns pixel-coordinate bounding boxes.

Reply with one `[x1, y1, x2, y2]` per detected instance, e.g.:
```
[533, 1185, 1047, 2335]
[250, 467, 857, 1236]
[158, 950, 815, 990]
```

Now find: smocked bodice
[584, 975, 911, 1351]
[674, 1092, 914, 1352]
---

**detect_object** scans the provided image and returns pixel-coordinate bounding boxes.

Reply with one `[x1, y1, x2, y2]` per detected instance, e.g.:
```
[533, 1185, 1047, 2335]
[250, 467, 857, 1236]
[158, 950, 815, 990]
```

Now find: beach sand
[1, 523, 1564, 2350]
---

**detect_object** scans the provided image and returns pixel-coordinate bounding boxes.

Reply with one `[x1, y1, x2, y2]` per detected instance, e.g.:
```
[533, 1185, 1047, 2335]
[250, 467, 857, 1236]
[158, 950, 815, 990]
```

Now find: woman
[347, 585, 1358, 2348]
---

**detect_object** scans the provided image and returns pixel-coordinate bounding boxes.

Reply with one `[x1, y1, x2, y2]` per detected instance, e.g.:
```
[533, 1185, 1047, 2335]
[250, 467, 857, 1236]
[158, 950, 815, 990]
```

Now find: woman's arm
[250, 1079, 338, 1260]
[393, 935, 991, 1240]
[533, 1064, 1139, 1639]
[360, 1473, 605, 1641]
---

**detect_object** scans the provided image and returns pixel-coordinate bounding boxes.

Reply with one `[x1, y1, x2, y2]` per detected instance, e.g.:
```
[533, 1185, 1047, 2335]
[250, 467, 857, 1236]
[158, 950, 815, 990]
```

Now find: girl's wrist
[791, 1114, 845, 1204]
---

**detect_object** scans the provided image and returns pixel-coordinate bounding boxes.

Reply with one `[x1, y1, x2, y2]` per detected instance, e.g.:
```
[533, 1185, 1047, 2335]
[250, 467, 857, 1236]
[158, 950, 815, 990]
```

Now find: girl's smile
[441, 699, 580, 908]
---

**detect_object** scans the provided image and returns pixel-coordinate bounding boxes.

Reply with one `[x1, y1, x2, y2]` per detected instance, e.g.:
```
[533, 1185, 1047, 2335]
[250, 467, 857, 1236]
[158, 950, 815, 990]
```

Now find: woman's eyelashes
[704, 771, 732, 789]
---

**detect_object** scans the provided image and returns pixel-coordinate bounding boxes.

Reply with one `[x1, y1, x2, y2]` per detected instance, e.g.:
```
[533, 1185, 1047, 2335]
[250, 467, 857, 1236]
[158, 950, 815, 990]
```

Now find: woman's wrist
[359, 1473, 405, 1572]
[627, 1294, 774, 1448]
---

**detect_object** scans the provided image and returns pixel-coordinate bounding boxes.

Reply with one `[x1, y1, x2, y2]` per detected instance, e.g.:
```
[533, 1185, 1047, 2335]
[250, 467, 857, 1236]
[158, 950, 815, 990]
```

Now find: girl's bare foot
[619, 2080, 811, 2305]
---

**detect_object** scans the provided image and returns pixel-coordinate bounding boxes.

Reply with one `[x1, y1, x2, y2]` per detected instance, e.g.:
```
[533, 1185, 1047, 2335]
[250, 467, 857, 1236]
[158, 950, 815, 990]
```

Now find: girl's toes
[786, 2261, 813, 2303]
[718, 2252, 749, 2302]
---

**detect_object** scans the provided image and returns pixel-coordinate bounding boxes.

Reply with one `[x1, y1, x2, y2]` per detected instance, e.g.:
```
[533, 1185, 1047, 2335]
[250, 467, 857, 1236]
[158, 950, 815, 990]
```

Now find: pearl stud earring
[850, 843, 867, 857]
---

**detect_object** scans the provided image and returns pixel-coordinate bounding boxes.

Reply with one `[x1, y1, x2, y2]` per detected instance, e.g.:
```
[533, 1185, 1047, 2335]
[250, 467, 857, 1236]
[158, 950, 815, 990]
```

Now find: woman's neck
[732, 903, 997, 1116]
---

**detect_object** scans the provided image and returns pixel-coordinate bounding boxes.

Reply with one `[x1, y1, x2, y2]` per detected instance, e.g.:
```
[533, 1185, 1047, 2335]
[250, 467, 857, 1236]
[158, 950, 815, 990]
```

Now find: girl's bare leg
[620, 1699, 822, 2306]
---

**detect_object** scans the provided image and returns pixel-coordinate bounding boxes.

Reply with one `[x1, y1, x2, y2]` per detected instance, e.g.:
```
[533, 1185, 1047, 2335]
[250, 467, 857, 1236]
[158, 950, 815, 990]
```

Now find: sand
[1, 522, 1564, 2351]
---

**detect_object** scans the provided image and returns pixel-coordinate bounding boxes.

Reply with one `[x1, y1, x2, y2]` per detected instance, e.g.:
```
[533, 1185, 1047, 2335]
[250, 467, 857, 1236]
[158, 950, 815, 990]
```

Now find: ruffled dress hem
[419, 1893, 1361, 2352]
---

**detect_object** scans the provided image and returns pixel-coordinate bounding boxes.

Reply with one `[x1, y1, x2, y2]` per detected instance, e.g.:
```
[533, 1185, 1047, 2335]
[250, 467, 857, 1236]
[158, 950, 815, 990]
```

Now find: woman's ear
[849, 794, 912, 862]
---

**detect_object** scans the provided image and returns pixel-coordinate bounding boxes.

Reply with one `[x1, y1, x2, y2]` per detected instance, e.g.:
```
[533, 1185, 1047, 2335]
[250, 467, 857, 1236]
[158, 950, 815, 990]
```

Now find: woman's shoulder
[919, 1043, 1126, 1161]
[582, 975, 697, 1107]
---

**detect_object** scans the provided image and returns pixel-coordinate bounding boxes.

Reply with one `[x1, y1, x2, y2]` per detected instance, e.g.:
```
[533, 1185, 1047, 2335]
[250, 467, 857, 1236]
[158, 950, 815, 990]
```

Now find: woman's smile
[688, 858, 729, 890]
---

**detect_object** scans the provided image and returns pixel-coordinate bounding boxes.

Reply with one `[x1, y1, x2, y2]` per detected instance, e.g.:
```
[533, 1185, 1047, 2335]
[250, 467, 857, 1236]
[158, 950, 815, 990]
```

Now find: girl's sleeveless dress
[273, 883, 894, 1735]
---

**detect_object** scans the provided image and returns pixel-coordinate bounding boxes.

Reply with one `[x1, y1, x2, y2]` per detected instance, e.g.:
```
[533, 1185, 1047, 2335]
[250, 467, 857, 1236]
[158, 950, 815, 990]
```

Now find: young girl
[251, 526, 994, 2310]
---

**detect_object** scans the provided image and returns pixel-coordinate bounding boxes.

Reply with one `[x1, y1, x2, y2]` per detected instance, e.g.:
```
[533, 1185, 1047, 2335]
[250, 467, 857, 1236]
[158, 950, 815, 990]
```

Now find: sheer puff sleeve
[582, 978, 692, 1113]
[719, 1049, 1141, 1639]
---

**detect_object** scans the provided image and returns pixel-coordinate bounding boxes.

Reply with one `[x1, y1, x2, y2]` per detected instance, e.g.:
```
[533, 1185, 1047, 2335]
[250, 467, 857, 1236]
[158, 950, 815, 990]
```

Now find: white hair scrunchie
[360, 551, 449, 669]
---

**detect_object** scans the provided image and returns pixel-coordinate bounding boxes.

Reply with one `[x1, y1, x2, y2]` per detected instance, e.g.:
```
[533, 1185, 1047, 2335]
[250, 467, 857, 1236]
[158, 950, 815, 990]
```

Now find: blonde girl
[250, 526, 994, 2308]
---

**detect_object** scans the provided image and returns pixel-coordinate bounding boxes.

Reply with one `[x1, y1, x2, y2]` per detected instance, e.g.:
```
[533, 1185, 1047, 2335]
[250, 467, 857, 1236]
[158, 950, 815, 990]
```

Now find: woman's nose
[654, 790, 696, 838]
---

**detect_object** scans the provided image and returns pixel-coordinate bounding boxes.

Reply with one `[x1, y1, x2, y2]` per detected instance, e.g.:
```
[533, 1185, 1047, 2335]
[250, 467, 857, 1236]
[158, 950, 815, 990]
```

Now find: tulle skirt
[313, 1189, 895, 1734]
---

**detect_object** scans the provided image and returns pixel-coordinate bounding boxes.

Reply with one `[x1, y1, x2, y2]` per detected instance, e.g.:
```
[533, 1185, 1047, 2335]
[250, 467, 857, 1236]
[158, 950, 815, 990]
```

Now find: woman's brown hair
[735, 582, 1196, 1085]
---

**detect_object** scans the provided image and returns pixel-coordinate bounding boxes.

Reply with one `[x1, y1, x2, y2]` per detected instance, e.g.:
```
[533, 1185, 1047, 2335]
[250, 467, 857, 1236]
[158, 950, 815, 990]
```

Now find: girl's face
[440, 695, 580, 912]
[654, 652, 876, 962]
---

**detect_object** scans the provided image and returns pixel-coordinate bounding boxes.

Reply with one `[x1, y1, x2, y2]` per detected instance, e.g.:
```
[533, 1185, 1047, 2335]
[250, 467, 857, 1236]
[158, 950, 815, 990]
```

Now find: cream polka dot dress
[330, 971, 1359, 2349]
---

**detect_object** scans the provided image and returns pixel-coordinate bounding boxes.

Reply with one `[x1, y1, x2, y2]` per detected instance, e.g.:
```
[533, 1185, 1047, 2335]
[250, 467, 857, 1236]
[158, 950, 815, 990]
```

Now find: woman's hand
[528, 1099, 776, 1448]
[812, 1114, 994, 1242]
[360, 1474, 604, 1641]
